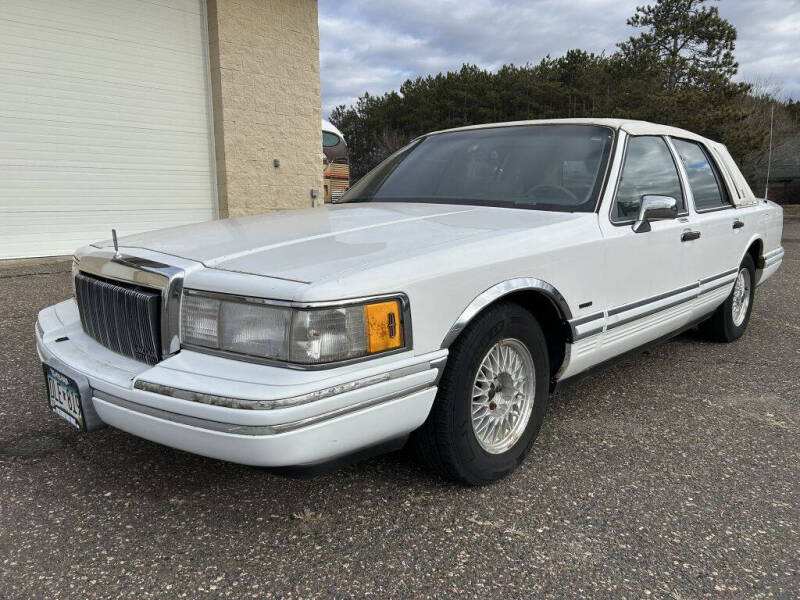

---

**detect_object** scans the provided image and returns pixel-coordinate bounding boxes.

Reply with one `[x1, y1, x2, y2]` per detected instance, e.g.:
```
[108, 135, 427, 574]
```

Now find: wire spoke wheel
[470, 338, 536, 454]
[411, 302, 548, 484]
[731, 267, 751, 327]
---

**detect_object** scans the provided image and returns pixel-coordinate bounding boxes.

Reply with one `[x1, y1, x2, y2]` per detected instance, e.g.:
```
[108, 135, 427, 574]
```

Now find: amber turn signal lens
[365, 300, 403, 354]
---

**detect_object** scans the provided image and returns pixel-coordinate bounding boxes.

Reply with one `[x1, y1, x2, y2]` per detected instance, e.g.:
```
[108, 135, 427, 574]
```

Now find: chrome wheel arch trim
[440, 278, 573, 349]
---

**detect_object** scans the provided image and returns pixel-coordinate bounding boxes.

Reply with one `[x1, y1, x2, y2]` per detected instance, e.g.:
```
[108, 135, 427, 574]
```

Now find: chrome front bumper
[37, 299, 444, 466]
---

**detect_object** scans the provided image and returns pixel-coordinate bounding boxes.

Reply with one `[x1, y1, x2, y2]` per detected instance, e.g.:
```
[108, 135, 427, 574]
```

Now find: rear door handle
[733, 220, 744, 229]
[681, 230, 701, 242]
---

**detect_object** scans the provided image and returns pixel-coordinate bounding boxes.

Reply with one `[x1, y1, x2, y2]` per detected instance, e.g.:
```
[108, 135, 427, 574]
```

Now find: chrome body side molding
[700, 268, 738, 285]
[567, 267, 740, 342]
[441, 278, 572, 349]
[568, 311, 605, 341]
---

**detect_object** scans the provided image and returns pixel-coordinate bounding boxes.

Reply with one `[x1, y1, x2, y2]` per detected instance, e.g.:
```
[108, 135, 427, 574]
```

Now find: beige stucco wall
[207, 0, 322, 217]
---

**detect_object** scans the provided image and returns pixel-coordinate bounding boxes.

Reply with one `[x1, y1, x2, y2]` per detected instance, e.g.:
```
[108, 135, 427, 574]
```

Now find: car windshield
[337, 124, 614, 212]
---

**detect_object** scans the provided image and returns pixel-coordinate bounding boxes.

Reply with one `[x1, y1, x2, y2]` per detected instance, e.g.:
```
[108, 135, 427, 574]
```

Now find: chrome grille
[74, 272, 162, 365]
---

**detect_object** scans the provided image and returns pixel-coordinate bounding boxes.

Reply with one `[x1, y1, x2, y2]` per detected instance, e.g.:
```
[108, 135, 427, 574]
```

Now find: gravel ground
[1, 212, 798, 599]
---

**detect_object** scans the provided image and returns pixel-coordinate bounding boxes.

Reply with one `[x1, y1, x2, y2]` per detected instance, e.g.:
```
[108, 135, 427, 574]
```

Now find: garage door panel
[1, 209, 214, 257]
[0, 145, 212, 169]
[0, 97, 207, 134]
[1, 166, 212, 187]
[0, 108, 209, 136]
[3, 198, 214, 212]
[0, 133, 210, 162]
[2, 0, 206, 53]
[0, 0, 216, 259]
[0, 116, 210, 145]
[0, 37, 209, 97]
[0, 35, 207, 94]
[0, 71, 208, 122]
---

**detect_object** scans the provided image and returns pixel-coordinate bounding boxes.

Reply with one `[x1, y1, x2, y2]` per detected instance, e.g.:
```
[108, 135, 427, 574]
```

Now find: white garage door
[0, 0, 216, 259]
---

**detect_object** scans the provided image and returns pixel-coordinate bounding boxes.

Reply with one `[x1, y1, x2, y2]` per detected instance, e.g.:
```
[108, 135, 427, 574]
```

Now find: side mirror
[633, 195, 678, 233]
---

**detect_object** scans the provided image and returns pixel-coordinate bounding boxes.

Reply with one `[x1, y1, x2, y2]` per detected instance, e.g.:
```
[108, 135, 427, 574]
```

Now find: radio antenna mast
[764, 104, 774, 199]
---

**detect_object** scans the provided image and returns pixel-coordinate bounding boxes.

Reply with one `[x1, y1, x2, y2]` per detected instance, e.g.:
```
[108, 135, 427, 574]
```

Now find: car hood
[101, 202, 585, 284]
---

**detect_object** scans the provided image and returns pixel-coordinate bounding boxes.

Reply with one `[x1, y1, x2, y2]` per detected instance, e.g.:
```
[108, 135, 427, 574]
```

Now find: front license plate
[44, 365, 85, 430]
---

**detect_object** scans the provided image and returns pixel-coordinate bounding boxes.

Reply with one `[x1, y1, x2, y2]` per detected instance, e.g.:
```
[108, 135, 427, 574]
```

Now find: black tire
[700, 254, 756, 343]
[410, 302, 550, 485]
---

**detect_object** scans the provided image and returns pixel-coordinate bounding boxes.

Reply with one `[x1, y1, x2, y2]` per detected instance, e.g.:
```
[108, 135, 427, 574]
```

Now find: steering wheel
[523, 183, 578, 204]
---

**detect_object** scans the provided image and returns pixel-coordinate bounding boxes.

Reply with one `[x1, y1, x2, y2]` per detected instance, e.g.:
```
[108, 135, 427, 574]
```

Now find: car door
[595, 134, 698, 362]
[668, 137, 742, 316]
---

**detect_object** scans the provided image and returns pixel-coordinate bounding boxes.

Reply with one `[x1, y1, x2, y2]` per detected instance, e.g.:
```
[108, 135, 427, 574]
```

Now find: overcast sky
[318, 0, 800, 118]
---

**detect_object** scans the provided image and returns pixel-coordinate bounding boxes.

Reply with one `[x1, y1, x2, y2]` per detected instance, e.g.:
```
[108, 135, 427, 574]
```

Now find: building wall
[206, 0, 322, 217]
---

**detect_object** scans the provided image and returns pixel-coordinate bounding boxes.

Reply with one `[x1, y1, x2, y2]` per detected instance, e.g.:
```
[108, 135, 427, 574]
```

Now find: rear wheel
[411, 302, 549, 485]
[701, 254, 756, 342]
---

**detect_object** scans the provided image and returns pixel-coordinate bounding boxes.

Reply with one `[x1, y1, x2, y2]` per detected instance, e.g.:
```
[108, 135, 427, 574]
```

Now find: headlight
[179, 291, 407, 365]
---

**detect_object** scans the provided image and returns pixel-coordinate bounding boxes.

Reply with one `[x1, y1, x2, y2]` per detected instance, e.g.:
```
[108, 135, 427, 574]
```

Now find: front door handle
[733, 220, 744, 229]
[681, 230, 701, 242]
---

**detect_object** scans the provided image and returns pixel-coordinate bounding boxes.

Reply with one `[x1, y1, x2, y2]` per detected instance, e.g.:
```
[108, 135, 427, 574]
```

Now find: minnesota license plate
[44, 365, 85, 430]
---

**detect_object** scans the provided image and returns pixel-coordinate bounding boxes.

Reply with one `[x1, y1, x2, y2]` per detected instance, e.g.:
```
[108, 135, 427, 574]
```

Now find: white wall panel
[0, 0, 215, 258]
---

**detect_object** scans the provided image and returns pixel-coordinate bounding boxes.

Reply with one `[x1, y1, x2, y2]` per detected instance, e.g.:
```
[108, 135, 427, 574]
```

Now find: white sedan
[36, 119, 784, 484]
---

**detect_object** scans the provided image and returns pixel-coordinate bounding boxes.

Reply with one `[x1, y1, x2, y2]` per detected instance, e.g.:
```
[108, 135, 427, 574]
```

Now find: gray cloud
[319, 0, 800, 117]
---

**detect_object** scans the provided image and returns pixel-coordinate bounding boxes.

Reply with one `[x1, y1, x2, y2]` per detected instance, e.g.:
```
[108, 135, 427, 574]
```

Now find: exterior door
[668, 137, 742, 316]
[594, 134, 698, 363]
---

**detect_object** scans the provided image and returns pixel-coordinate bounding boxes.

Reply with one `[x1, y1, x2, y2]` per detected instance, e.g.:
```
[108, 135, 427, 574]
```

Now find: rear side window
[671, 139, 730, 211]
[612, 136, 684, 222]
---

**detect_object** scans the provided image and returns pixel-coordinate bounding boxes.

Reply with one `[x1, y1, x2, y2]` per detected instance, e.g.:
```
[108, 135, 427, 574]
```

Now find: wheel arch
[743, 236, 763, 270]
[440, 278, 572, 380]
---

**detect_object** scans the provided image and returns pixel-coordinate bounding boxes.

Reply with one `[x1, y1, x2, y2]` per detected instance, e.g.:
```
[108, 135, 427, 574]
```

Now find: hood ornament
[112, 228, 120, 257]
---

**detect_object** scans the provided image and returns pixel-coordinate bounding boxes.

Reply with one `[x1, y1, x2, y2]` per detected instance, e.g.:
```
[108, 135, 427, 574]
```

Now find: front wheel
[410, 302, 550, 485]
[701, 254, 756, 342]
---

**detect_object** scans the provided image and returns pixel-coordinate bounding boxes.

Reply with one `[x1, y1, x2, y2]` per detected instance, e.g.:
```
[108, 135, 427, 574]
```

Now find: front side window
[612, 136, 684, 222]
[322, 132, 341, 147]
[671, 138, 730, 211]
[339, 125, 614, 212]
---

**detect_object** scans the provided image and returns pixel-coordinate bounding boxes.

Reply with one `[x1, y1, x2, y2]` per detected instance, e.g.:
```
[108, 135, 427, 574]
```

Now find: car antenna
[764, 104, 774, 200]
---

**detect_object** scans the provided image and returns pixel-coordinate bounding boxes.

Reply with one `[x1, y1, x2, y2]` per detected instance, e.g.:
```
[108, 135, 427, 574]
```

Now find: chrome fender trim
[441, 278, 572, 349]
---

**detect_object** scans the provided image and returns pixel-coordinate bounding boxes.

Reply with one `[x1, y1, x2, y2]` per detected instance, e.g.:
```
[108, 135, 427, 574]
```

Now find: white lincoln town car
[36, 119, 784, 484]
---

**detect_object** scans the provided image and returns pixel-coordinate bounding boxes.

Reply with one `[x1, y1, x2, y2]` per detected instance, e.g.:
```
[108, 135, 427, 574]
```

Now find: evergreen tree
[331, 0, 787, 186]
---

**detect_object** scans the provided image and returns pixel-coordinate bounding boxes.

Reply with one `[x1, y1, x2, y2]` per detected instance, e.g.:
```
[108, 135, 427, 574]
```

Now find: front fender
[440, 277, 572, 348]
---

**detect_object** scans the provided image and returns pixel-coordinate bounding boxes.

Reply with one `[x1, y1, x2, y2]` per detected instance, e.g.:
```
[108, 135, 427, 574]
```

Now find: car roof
[426, 118, 709, 143]
[322, 119, 345, 139]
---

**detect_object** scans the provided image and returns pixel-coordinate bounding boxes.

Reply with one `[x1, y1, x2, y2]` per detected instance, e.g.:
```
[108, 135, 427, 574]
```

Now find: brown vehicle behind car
[322, 119, 349, 202]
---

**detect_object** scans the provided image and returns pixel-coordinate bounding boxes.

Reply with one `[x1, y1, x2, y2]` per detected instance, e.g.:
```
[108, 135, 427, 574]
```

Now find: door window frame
[608, 134, 689, 226]
[667, 136, 734, 214]
[710, 146, 743, 202]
